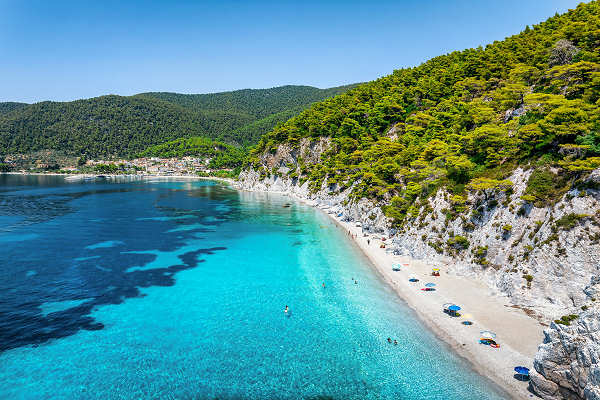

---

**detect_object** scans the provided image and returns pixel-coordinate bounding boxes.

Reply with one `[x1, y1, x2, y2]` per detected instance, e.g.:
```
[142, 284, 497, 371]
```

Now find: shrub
[524, 169, 571, 207]
[554, 314, 579, 326]
[447, 235, 470, 250]
[523, 274, 534, 288]
[554, 213, 590, 231]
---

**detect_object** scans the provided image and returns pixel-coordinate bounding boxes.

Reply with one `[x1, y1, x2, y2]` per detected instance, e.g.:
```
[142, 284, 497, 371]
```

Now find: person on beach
[322, 282, 326, 288]
[387, 337, 392, 343]
[284, 305, 289, 315]
[367, 239, 370, 245]
[394, 340, 398, 345]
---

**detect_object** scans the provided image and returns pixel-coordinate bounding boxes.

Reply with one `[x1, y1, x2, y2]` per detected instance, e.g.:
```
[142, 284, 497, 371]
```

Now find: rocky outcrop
[531, 301, 600, 399]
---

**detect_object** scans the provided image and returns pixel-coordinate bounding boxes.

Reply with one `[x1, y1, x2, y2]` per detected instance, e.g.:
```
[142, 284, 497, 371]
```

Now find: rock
[531, 304, 600, 399]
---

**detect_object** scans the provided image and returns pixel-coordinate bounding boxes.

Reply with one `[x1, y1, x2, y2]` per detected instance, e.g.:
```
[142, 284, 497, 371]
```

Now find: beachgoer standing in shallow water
[284, 305, 289, 315]
[394, 340, 398, 345]
[322, 282, 326, 288]
[387, 337, 392, 343]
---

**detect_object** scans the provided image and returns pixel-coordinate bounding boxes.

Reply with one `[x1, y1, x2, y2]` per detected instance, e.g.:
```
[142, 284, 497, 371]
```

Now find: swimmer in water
[387, 337, 392, 343]
[284, 305, 289, 314]
[394, 340, 398, 345]
[322, 282, 326, 288]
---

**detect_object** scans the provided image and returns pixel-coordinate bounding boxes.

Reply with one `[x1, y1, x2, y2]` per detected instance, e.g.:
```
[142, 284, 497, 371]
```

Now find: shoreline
[1, 171, 234, 185]
[5, 172, 541, 397]
[238, 187, 542, 400]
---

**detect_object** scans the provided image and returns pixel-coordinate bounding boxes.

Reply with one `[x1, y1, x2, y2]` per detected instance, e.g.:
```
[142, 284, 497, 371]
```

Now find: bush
[524, 169, 571, 207]
[447, 235, 470, 250]
[554, 213, 590, 231]
[554, 314, 579, 326]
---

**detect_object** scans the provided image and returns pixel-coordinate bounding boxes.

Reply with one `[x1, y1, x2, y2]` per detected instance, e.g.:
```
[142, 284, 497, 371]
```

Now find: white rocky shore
[531, 301, 600, 400]
[234, 139, 600, 399]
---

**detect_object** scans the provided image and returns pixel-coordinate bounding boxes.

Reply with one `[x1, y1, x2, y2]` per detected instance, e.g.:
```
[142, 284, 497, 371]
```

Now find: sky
[0, 0, 585, 103]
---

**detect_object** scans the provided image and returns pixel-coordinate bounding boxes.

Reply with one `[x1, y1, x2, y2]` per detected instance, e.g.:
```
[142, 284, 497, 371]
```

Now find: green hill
[250, 1, 600, 225]
[0, 85, 356, 158]
[0, 102, 27, 115]
[137, 84, 356, 120]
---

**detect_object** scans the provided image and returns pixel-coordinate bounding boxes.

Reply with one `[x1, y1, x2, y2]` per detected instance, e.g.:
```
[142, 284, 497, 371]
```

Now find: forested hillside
[0, 102, 27, 115]
[138, 85, 356, 121]
[0, 85, 355, 158]
[250, 1, 600, 226]
[137, 84, 357, 146]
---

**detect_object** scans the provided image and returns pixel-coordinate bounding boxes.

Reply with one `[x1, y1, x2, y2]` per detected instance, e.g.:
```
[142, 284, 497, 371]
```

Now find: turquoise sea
[0, 175, 507, 399]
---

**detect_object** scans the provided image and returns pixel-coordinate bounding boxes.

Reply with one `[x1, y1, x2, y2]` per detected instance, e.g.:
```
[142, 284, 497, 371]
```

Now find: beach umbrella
[480, 330, 496, 339]
[409, 278, 419, 282]
[514, 366, 530, 375]
[514, 366, 530, 381]
[448, 305, 461, 311]
[432, 268, 440, 271]
[462, 321, 473, 326]
[425, 282, 436, 287]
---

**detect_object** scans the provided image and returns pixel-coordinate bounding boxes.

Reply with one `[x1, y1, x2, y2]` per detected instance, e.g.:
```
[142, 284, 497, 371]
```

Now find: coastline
[1, 171, 234, 185]
[6, 171, 540, 397]
[238, 186, 543, 400]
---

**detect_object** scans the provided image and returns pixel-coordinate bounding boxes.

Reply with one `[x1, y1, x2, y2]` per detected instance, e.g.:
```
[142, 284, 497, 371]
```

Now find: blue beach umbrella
[514, 366, 530, 381]
[425, 282, 436, 287]
[448, 305, 461, 311]
[514, 366, 530, 375]
[409, 278, 419, 282]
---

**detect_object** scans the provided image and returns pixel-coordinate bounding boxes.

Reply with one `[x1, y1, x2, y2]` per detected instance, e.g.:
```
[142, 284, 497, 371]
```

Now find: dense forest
[0, 85, 355, 158]
[250, 1, 600, 226]
[0, 102, 27, 115]
[138, 85, 356, 122]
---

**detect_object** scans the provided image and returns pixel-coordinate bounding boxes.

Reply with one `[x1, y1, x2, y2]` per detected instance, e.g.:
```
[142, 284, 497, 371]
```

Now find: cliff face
[531, 300, 600, 400]
[238, 140, 600, 323]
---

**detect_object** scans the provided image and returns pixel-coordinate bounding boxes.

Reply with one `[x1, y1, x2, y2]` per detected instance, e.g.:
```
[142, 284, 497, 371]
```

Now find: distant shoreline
[1, 171, 234, 185]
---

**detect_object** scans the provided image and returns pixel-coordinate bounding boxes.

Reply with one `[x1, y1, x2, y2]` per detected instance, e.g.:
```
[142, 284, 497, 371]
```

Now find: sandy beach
[261, 190, 544, 400]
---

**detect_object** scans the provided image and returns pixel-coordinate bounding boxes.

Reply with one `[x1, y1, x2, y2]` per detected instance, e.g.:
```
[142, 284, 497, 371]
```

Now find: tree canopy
[0, 85, 356, 158]
[250, 1, 600, 225]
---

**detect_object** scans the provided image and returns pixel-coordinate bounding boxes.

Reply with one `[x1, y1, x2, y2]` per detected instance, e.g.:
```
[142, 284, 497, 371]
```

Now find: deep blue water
[0, 175, 507, 399]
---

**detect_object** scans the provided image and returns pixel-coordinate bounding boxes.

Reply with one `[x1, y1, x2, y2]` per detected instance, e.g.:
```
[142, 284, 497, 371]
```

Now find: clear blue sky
[1, 0, 584, 103]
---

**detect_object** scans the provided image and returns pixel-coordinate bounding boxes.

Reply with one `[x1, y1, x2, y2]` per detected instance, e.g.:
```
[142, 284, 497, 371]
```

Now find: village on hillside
[0, 152, 228, 176]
